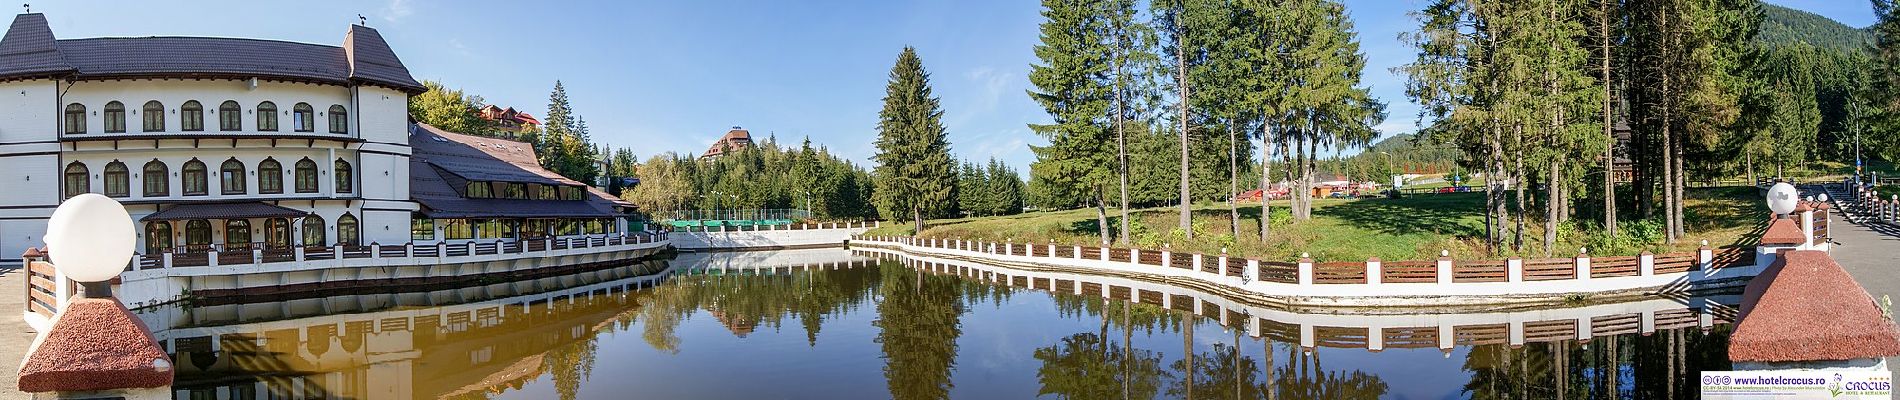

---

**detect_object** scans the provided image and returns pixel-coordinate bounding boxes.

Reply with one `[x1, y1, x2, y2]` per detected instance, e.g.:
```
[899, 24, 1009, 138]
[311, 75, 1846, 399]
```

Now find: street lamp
[45, 194, 136, 296]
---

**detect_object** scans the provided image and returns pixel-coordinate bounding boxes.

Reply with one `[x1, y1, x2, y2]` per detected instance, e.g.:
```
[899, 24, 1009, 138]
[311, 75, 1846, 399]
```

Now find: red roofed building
[702, 126, 754, 158]
[476, 105, 541, 137]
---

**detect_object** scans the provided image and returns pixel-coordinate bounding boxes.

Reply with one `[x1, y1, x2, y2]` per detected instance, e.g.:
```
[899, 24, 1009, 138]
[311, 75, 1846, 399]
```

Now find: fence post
[162, 253, 173, 269]
[1506, 257, 1522, 283]
[1576, 248, 1592, 281]
[207, 250, 219, 268]
[293, 247, 305, 262]
[1130, 248, 1139, 264]
[1298, 253, 1314, 286]
[1365, 257, 1382, 285]
[1006, 240, 1013, 256]
[1073, 245, 1082, 260]
[1698, 241, 1713, 270]
[1193, 253, 1204, 273]
[1047, 241, 1056, 257]
[1099, 247, 1108, 261]
[405, 243, 414, 258]
[1800, 207, 1816, 248]
[1246, 259, 1259, 282]
[254, 248, 264, 264]
[1638, 251, 1655, 276]
[1435, 251, 1452, 285]
[1161, 247, 1172, 269]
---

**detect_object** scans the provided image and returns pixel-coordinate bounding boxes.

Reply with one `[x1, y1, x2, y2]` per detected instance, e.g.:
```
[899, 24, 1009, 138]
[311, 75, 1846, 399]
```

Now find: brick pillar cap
[18, 298, 173, 392]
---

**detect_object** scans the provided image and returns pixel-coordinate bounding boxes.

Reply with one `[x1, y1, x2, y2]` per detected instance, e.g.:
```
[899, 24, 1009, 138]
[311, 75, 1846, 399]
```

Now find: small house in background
[1610, 119, 1634, 183]
[476, 105, 542, 138]
[702, 126, 754, 158]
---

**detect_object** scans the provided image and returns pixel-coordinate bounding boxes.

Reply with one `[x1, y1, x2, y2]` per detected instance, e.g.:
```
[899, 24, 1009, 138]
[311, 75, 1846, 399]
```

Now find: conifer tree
[873, 47, 957, 234]
[1030, 0, 1117, 244]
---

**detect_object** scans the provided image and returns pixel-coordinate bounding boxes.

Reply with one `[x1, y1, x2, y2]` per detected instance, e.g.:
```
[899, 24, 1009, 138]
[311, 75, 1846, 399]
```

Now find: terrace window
[505, 183, 525, 199]
[103, 101, 125, 133]
[144, 221, 172, 254]
[220, 158, 246, 195]
[292, 103, 314, 132]
[444, 219, 473, 240]
[62, 162, 88, 198]
[258, 158, 283, 194]
[103, 161, 128, 198]
[301, 215, 325, 246]
[334, 159, 353, 194]
[256, 102, 278, 131]
[181, 159, 207, 196]
[219, 101, 241, 131]
[183, 220, 211, 249]
[466, 181, 493, 198]
[411, 219, 435, 241]
[336, 214, 358, 246]
[63, 103, 84, 134]
[180, 100, 203, 131]
[266, 218, 290, 248]
[328, 105, 348, 134]
[142, 160, 169, 197]
[294, 158, 318, 193]
[142, 101, 165, 132]
[225, 220, 251, 249]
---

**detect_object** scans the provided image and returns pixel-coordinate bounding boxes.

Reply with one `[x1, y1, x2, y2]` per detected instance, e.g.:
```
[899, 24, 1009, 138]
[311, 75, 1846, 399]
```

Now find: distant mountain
[1758, 3, 1872, 53]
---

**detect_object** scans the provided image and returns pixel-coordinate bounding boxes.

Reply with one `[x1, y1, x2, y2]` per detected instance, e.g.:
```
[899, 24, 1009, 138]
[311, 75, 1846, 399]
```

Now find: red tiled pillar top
[1758, 218, 1805, 246]
[17, 298, 172, 393]
[1730, 250, 1900, 363]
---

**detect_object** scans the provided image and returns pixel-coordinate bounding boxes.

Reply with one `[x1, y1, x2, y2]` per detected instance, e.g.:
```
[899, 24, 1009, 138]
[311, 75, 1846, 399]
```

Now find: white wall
[671, 227, 870, 250]
[62, 80, 354, 138]
[355, 86, 408, 145]
[0, 79, 58, 144]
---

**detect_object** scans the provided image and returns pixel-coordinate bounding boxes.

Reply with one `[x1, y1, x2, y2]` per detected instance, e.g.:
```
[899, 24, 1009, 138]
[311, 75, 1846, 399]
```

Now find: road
[0, 267, 34, 399]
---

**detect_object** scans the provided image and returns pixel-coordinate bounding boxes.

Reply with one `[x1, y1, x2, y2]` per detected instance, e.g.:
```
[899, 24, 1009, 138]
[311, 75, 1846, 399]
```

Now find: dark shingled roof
[141, 202, 311, 221]
[0, 14, 423, 93]
[1730, 250, 1900, 362]
[409, 123, 632, 219]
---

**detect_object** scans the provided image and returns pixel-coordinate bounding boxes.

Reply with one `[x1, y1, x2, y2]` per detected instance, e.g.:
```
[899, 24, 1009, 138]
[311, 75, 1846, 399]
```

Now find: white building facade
[0, 13, 421, 263]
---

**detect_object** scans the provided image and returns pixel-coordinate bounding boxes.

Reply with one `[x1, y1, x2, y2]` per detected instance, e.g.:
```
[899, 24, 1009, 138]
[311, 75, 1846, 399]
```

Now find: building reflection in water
[139, 248, 1734, 400]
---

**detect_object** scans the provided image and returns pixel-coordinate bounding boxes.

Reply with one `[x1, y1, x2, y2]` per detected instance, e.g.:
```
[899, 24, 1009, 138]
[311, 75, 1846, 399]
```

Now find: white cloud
[381, 0, 414, 23]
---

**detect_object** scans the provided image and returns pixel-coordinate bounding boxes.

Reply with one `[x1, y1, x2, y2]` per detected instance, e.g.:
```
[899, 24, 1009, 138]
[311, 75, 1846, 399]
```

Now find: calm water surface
[144, 248, 1736, 399]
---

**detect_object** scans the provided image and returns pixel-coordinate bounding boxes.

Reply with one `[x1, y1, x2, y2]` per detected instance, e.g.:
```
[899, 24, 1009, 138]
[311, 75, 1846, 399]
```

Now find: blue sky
[29, 0, 1876, 172]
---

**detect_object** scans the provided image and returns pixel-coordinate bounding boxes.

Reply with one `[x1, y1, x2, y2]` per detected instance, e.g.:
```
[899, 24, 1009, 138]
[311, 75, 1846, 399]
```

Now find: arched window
[142, 160, 169, 197]
[183, 220, 212, 251]
[256, 102, 278, 131]
[258, 158, 282, 194]
[144, 221, 172, 254]
[103, 161, 128, 198]
[265, 218, 290, 248]
[181, 159, 207, 196]
[225, 220, 252, 249]
[63, 103, 85, 134]
[103, 101, 126, 133]
[62, 162, 88, 198]
[334, 159, 353, 194]
[294, 158, 319, 193]
[293, 103, 314, 132]
[301, 215, 326, 246]
[180, 100, 203, 131]
[337, 214, 359, 246]
[328, 105, 348, 134]
[219, 101, 241, 131]
[142, 100, 165, 132]
[220, 158, 246, 195]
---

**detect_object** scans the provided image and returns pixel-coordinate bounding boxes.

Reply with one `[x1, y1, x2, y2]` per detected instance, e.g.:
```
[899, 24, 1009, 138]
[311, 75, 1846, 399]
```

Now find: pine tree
[1872, 0, 1900, 162]
[873, 47, 957, 234]
[1030, 0, 1117, 244]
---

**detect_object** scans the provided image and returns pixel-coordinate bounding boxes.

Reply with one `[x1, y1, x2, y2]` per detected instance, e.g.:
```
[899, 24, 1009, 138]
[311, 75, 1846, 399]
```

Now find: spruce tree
[872, 47, 957, 234]
[1030, 0, 1118, 244]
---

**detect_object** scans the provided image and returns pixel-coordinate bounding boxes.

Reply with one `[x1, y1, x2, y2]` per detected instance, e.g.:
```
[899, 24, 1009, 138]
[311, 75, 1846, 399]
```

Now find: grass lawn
[864, 187, 1766, 262]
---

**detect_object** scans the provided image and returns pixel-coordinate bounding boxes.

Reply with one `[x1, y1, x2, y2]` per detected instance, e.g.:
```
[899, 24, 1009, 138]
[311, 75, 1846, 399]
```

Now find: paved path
[0, 267, 35, 399]
[1811, 184, 1900, 368]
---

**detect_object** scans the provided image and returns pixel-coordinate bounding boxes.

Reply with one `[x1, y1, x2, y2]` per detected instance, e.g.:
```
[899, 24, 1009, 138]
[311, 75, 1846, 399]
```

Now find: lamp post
[18, 194, 173, 398]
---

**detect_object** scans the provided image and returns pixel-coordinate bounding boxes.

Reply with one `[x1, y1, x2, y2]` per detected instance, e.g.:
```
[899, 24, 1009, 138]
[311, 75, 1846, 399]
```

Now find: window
[443, 219, 473, 239]
[103, 161, 128, 197]
[142, 101, 165, 132]
[103, 101, 126, 133]
[180, 101, 203, 131]
[559, 186, 582, 200]
[256, 102, 277, 131]
[225, 220, 251, 249]
[266, 218, 290, 248]
[537, 185, 556, 200]
[143, 160, 169, 197]
[181, 159, 207, 196]
[294, 158, 318, 193]
[219, 101, 241, 131]
[523, 219, 548, 238]
[411, 219, 435, 241]
[63, 162, 88, 198]
[256, 158, 282, 194]
[336, 214, 358, 246]
[64, 103, 84, 134]
[334, 159, 353, 194]
[184, 220, 211, 250]
[328, 105, 348, 134]
[301, 215, 325, 246]
[293, 103, 314, 132]
[465, 181, 493, 198]
[504, 183, 525, 199]
[144, 222, 172, 254]
[220, 158, 246, 195]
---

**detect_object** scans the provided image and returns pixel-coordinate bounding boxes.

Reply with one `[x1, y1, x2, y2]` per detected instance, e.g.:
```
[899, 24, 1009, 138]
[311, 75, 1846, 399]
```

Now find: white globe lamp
[1766, 182, 1798, 217]
[44, 194, 135, 297]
